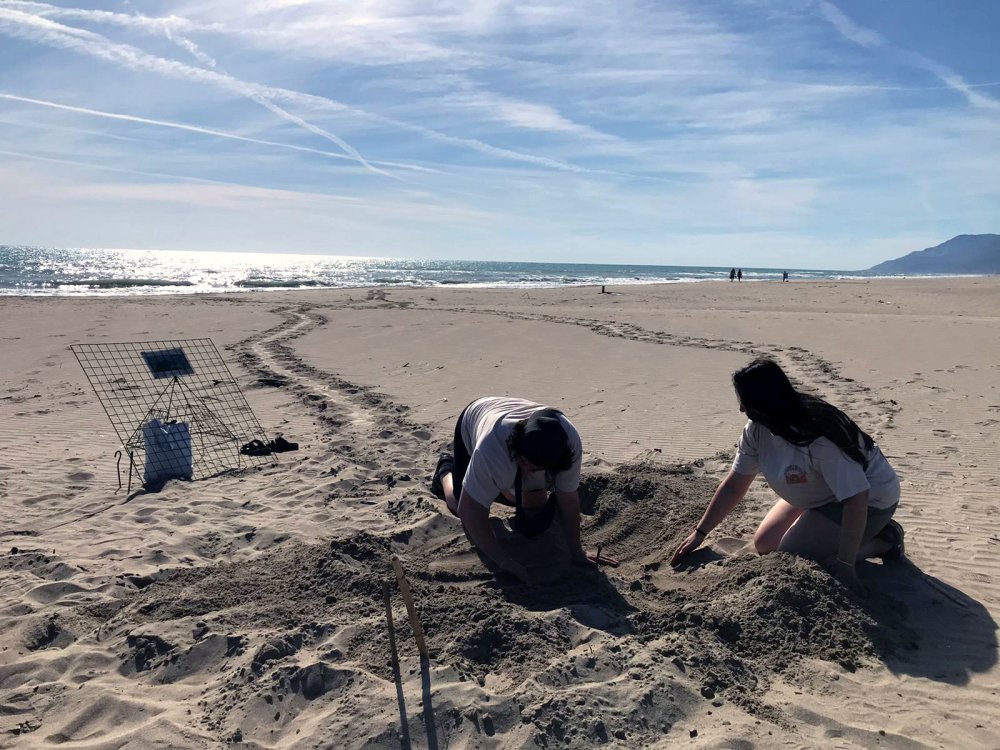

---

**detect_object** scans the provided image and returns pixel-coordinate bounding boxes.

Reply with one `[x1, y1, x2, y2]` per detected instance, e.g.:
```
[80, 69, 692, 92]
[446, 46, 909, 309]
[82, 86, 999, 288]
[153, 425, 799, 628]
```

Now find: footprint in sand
[26, 580, 91, 604]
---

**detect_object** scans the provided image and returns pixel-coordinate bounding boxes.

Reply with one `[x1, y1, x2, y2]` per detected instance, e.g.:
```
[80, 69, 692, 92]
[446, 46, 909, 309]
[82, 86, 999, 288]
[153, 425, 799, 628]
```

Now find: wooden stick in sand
[381, 581, 401, 676]
[391, 556, 429, 658]
[592, 544, 620, 568]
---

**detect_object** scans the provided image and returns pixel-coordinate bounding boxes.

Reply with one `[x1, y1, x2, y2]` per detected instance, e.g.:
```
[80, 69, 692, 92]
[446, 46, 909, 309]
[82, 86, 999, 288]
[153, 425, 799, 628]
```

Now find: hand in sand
[574, 549, 619, 568]
[497, 557, 531, 584]
[670, 530, 705, 567]
[832, 560, 868, 598]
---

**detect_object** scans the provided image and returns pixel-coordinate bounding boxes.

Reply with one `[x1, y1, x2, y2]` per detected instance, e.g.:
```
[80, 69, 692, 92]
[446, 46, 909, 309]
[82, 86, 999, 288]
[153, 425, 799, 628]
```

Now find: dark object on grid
[72, 339, 271, 493]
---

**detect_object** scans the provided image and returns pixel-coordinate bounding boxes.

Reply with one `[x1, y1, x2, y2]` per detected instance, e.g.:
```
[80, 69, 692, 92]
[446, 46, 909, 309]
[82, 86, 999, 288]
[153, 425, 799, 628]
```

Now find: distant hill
[868, 234, 1000, 274]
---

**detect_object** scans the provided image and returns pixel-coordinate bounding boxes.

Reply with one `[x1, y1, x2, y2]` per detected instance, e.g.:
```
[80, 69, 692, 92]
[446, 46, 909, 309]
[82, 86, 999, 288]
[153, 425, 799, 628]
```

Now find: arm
[554, 489, 587, 562]
[837, 489, 868, 566]
[831, 490, 869, 597]
[458, 489, 506, 564]
[813, 441, 871, 592]
[670, 469, 756, 565]
[457, 489, 529, 581]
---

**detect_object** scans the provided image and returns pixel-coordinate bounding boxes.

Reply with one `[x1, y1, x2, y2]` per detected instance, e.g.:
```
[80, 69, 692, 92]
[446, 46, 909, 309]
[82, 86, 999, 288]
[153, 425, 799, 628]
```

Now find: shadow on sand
[475, 518, 637, 635]
[862, 558, 997, 684]
[492, 565, 637, 635]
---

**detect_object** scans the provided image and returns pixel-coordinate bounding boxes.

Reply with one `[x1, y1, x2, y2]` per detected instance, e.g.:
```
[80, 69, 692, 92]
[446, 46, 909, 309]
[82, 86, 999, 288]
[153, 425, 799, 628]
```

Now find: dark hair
[732, 358, 874, 468]
[507, 410, 576, 473]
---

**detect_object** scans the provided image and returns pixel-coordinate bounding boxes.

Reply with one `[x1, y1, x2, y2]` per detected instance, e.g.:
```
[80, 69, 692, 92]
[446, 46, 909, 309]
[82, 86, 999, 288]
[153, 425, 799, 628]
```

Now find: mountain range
[868, 234, 1000, 274]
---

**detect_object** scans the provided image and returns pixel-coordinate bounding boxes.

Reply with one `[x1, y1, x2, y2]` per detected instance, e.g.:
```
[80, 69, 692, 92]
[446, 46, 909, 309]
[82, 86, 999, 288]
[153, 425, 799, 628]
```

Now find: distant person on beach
[670, 358, 903, 596]
[430, 397, 609, 582]
[783, 271, 789, 282]
[737, 268, 743, 281]
[729, 268, 736, 282]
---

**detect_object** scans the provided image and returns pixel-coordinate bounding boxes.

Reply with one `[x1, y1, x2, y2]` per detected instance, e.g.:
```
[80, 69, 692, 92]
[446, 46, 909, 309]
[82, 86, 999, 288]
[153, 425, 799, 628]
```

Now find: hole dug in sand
[66, 461, 901, 747]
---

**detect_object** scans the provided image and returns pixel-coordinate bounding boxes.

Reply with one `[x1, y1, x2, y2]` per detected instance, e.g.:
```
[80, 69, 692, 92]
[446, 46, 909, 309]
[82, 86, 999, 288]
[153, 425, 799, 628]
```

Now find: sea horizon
[0, 244, 985, 297]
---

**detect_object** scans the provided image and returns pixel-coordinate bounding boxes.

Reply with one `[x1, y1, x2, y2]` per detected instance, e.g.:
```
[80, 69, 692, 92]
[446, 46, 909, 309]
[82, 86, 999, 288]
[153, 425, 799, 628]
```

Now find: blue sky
[0, 0, 997, 269]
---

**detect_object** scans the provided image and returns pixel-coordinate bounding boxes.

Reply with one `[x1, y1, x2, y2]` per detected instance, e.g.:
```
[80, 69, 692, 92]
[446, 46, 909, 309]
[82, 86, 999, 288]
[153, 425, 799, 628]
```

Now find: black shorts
[450, 402, 474, 500]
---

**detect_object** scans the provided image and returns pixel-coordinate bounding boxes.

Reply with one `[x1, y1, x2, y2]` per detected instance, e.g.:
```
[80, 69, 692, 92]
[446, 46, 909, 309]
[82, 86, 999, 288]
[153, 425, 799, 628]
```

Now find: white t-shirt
[732, 420, 899, 510]
[460, 397, 583, 508]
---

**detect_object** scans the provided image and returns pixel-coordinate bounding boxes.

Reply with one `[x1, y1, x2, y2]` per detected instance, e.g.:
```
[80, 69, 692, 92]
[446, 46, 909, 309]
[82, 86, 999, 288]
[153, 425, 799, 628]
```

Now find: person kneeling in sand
[430, 397, 607, 582]
[670, 358, 904, 596]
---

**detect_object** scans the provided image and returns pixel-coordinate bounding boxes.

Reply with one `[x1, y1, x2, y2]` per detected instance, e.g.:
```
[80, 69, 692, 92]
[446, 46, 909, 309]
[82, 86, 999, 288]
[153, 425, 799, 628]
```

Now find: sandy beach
[1, 276, 998, 749]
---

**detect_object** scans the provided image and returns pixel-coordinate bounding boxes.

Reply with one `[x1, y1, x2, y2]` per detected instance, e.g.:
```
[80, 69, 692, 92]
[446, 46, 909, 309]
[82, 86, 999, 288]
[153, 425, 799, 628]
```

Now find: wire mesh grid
[71, 339, 270, 486]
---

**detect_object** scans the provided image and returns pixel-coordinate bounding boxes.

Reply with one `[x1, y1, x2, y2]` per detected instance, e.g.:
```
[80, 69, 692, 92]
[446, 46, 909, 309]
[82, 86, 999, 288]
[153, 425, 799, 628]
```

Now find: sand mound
[28, 462, 901, 747]
[701, 555, 879, 672]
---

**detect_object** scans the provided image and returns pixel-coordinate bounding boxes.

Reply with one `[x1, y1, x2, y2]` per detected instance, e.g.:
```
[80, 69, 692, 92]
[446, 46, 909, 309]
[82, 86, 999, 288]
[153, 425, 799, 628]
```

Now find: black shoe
[430, 453, 453, 500]
[270, 436, 299, 452]
[877, 519, 905, 561]
[240, 439, 272, 457]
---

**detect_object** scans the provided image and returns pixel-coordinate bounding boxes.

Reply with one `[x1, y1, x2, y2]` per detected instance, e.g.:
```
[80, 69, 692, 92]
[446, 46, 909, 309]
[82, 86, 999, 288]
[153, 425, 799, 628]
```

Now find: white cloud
[0, 0, 996, 263]
[436, 89, 618, 141]
[0, 93, 441, 173]
[0, 3, 617, 174]
[0, 154, 498, 222]
[818, 0, 1000, 112]
[817, 1, 885, 48]
[0, 6, 388, 174]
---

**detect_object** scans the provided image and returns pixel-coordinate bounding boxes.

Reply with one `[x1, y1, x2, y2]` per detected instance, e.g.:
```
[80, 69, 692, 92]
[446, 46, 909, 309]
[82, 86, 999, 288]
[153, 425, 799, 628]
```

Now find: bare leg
[754, 499, 805, 554]
[776, 510, 896, 561]
[441, 473, 460, 516]
[776, 509, 840, 561]
[779, 510, 896, 561]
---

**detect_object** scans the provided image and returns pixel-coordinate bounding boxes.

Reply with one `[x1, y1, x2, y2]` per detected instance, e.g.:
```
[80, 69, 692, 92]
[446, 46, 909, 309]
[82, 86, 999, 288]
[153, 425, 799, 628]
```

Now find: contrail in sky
[0, 93, 441, 174]
[0, 7, 392, 176]
[818, 1, 1000, 113]
[0, 4, 606, 175]
[0, 147, 361, 200]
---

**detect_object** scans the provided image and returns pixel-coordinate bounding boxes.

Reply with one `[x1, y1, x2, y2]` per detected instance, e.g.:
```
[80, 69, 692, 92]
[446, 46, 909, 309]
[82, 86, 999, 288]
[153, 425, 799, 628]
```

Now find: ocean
[0, 245, 905, 297]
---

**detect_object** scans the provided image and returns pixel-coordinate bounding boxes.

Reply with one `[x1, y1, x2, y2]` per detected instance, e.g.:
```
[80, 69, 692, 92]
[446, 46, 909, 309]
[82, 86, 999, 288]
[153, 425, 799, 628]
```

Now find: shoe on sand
[270, 436, 298, 452]
[877, 519, 905, 561]
[430, 453, 453, 501]
[240, 439, 272, 457]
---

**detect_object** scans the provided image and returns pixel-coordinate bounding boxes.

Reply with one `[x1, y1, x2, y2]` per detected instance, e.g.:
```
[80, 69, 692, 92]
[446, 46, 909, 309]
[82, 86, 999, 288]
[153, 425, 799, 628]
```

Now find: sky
[0, 0, 997, 269]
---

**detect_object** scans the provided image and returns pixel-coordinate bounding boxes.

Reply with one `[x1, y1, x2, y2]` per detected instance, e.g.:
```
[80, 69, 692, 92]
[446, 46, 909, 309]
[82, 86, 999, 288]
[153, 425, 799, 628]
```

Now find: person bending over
[431, 397, 604, 582]
[671, 358, 904, 595]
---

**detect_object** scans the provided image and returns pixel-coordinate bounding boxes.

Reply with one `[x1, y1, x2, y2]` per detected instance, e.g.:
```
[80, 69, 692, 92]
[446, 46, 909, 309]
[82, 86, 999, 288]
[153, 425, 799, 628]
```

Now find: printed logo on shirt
[784, 464, 808, 484]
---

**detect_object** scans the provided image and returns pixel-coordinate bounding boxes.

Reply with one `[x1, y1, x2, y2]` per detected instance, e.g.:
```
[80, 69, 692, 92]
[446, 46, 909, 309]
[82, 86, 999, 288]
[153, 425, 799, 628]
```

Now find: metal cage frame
[72, 339, 269, 490]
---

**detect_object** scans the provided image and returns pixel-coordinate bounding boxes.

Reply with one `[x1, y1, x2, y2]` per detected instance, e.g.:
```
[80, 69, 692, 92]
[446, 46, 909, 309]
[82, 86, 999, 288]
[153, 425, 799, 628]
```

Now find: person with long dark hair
[430, 397, 609, 582]
[670, 358, 903, 594]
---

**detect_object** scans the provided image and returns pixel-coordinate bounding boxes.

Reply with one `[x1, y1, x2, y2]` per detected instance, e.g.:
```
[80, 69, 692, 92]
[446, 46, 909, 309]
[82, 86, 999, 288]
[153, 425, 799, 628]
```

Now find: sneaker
[270, 436, 298, 452]
[240, 439, 272, 457]
[877, 519, 905, 561]
[429, 453, 453, 500]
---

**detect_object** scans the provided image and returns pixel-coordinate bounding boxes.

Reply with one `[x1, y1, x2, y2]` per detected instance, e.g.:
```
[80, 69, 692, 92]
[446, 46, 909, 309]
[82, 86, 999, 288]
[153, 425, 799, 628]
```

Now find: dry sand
[1, 277, 998, 749]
